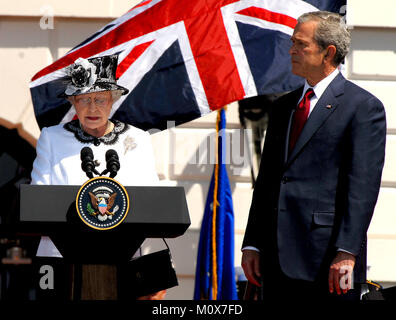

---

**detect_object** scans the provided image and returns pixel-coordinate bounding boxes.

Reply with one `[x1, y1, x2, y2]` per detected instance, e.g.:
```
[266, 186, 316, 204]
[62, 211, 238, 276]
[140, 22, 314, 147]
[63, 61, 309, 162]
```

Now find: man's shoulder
[343, 79, 380, 100]
[336, 79, 384, 113]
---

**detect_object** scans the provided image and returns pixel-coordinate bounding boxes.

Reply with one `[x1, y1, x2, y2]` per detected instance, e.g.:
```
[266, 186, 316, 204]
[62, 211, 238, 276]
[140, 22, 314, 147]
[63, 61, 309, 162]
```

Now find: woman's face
[73, 91, 113, 134]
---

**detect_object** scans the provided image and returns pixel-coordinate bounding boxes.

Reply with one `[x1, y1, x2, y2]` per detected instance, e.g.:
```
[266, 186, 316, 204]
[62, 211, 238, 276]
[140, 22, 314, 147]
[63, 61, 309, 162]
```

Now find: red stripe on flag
[185, 8, 245, 109]
[116, 40, 154, 79]
[237, 7, 297, 29]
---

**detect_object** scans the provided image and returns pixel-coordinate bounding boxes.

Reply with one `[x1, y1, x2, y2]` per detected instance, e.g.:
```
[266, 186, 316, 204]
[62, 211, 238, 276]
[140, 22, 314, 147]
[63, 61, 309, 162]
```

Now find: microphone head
[81, 147, 94, 160]
[80, 147, 95, 178]
[105, 149, 120, 178]
[105, 149, 119, 161]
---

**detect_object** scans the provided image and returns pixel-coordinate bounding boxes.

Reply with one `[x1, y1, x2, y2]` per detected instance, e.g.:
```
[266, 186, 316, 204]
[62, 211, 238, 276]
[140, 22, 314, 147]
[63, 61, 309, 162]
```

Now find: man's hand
[328, 251, 356, 295]
[241, 250, 261, 287]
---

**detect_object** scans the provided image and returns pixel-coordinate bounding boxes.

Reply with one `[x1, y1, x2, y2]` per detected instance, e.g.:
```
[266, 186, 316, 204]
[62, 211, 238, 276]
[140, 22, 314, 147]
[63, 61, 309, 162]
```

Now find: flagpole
[211, 108, 220, 300]
[211, 105, 229, 300]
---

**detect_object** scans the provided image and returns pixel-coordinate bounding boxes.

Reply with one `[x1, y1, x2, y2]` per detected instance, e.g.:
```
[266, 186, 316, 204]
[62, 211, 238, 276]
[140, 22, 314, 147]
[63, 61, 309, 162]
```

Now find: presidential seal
[76, 176, 130, 230]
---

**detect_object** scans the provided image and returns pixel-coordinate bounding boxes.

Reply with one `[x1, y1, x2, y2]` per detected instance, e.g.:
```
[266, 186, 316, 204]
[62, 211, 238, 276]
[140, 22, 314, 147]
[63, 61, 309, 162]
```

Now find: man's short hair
[298, 11, 351, 65]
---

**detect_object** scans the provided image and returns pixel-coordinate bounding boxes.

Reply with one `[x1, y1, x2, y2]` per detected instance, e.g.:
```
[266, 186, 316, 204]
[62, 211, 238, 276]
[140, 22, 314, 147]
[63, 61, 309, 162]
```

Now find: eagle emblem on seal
[76, 177, 129, 230]
[86, 188, 119, 221]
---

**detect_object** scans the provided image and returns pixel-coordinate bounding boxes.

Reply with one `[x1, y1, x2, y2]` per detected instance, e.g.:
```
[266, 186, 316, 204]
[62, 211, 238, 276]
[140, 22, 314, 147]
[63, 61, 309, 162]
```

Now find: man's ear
[324, 45, 337, 63]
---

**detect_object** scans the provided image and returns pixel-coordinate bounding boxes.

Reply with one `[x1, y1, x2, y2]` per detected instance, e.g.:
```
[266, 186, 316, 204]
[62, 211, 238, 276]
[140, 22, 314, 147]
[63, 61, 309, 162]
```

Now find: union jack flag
[30, 0, 346, 130]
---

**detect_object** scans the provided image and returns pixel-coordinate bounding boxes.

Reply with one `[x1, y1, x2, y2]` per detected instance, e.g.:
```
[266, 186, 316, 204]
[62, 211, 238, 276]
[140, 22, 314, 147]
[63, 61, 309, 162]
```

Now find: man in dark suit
[241, 11, 386, 301]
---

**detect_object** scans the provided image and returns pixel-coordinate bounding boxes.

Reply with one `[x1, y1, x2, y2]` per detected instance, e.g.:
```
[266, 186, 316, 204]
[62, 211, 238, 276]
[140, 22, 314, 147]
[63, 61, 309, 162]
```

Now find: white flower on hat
[65, 58, 97, 95]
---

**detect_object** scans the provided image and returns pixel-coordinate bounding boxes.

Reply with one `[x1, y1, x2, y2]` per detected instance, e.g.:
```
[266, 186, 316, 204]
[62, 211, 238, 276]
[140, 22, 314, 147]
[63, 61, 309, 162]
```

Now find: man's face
[289, 20, 327, 82]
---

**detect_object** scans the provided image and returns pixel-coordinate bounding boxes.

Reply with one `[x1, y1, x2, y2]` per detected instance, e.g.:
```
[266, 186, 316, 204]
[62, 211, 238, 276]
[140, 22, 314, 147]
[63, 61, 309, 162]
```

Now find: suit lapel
[285, 73, 345, 168]
[280, 88, 303, 164]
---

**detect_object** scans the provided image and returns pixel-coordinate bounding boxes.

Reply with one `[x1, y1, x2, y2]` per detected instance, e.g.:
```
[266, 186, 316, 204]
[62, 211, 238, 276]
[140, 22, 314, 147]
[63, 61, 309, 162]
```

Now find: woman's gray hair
[110, 90, 123, 103]
[298, 11, 351, 65]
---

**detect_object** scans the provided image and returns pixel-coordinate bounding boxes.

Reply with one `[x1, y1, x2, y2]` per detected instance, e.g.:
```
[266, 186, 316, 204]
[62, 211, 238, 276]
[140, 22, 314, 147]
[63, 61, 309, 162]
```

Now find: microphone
[80, 147, 99, 179]
[105, 149, 120, 178]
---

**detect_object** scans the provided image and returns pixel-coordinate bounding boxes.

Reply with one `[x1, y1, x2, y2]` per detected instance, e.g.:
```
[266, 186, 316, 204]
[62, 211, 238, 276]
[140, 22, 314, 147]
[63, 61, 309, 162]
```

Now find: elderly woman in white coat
[30, 55, 159, 299]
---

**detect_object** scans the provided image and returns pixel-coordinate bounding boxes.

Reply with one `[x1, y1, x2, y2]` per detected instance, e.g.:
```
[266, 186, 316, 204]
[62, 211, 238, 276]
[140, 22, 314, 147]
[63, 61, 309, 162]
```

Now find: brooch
[124, 136, 137, 154]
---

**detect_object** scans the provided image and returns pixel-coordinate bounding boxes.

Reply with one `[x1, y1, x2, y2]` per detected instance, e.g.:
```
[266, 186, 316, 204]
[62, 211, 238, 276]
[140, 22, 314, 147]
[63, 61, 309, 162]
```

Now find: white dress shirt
[299, 68, 340, 117]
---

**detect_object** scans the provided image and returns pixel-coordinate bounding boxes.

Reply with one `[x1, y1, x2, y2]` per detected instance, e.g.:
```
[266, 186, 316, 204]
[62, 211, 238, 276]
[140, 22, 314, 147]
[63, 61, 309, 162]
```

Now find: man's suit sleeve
[335, 95, 386, 255]
[242, 104, 281, 250]
[242, 138, 268, 250]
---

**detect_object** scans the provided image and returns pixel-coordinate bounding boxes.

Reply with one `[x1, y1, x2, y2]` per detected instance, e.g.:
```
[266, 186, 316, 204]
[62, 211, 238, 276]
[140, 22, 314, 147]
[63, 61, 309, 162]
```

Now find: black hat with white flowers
[59, 54, 129, 97]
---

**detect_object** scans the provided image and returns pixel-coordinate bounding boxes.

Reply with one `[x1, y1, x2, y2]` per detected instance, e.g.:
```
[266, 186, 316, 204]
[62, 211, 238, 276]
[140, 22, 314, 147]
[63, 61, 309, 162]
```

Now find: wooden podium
[18, 184, 190, 300]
